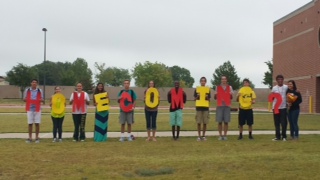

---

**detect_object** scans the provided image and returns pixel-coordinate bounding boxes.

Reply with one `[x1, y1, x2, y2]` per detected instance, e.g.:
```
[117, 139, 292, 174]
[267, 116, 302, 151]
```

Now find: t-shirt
[271, 85, 288, 109]
[118, 89, 137, 112]
[238, 86, 256, 110]
[23, 88, 43, 112]
[70, 91, 90, 114]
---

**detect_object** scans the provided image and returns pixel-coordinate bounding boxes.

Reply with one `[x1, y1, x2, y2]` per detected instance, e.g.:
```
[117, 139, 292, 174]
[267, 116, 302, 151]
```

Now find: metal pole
[42, 28, 47, 104]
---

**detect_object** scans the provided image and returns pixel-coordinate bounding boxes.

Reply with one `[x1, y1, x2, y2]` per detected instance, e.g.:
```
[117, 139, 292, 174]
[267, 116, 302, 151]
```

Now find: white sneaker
[35, 139, 40, 143]
[128, 136, 133, 142]
[197, 137, 201, 141]
[25, 139, 32, 143]
[202, 137, 207, 141]
[282, 138, 287, 142]
[59, 139, 63, 142]
[272, 138, 280, 141]
[218, 136, 224, 141]
[52, 138, 57, 143]
[119, 137, 125, 142]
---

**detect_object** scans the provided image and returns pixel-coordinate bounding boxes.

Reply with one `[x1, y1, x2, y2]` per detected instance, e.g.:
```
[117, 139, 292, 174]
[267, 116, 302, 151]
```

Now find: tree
[94, 62, 131, 86]
[262, 60, 273, 89]
[211, 61, 241, 90]
[71, 58, 94, 93]
[132, 61, 173, 87]
[6, 63, 37, 98]
[169, 65, 194, 88]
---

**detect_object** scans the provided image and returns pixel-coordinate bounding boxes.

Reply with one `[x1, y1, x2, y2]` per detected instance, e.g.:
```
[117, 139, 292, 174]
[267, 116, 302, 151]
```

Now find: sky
[0, 0, 312, 87]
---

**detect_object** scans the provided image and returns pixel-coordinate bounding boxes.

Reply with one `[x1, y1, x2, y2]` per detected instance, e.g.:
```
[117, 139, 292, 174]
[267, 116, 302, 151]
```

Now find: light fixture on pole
[42, 28, 47, 104]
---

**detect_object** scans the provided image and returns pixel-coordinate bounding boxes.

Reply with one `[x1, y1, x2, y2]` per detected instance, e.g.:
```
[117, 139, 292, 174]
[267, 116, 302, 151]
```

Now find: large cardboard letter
[52, 93, 66, 114]
[195, 86, 210, 107]
[268, 93, 282, 114]
[94, 92, 109, 112]
[120, 92, 133, 112]
[145, 88, 159, 108]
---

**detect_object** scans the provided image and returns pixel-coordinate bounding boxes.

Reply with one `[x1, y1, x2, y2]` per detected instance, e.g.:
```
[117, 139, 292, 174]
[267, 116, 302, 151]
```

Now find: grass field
[0, 113, 319, 133]
[0, 135, 320, 179]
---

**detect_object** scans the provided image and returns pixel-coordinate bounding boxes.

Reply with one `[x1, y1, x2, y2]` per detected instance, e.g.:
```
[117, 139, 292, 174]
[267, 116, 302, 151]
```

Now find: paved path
[1, 131, 320, 139]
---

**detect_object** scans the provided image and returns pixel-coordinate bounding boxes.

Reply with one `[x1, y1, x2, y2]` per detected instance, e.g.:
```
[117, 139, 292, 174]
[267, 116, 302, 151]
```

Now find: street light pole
[42, 28, 47, 104]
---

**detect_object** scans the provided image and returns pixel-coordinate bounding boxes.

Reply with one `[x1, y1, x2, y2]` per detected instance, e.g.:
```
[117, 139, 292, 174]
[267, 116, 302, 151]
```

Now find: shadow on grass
[134, 167, 174, 177]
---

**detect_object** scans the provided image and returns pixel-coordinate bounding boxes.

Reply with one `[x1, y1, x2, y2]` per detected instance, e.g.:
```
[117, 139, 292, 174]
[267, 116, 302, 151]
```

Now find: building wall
[273, 0, 320, 112]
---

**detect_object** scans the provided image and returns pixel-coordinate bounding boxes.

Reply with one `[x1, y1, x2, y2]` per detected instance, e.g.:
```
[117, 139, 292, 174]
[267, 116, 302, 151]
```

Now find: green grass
[0, 113, 319, 133]
[0, 136, 320, 179]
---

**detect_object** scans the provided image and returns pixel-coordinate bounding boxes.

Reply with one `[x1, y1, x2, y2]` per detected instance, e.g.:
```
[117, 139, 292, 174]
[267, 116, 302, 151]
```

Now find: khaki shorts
[195, 110, 209, 124]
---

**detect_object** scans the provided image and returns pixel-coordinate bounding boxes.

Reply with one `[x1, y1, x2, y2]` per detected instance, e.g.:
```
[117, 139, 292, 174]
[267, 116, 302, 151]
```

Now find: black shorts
[238, 108, 253, 126]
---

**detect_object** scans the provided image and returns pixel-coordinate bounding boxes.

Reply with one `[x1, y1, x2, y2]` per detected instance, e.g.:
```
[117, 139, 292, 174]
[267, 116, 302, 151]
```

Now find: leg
[292, 109, 300, 139]
[223, 122, 228, 137]
[273, 111, 281, 140]
[202, 124, 207, 137]
[79, 114, 86, 140]
[58, 117, 64, 139]
[197, 124, 201, 137]
[280, 109, 287, 139]
[171, 126, 176, 139]
[176, 126, 180, 139]
[202, 110, 209, 138]
[151, 111, 157, 140]
[128, 124, 132, 133]
[72, 114, 80, 141]
[287, 111, 294, 138]
[52, 116, 58, 139]
[218, 123, 223, 137]
[176, 110, 183, 140]
[28, 124, 33, 140]
[145, 109, 151, 140]
[35, 123, 40, 140]
[216, 107, 223, 137]
[195, 111, 201, 138]
[121, 124, 125, 133]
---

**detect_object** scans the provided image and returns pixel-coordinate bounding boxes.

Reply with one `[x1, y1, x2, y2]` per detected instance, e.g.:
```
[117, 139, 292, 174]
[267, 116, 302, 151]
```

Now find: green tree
[6, 63, 37, 98]
[169, 65, 194, 88]
[262, 60, 273, 89]
[132, 61, 173, 87]
[94, 62, 131, 86]
[71, 58, 94, 93]
[211, 61, 241, 90]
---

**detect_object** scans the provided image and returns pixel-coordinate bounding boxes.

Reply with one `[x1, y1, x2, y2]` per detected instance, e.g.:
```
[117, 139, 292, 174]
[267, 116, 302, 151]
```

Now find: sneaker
[282, 138, 287, 142]
[58, 139, 63, 142]
[202, 137, 207, 141]
[80, 139, 85, 142]
[35, 139, 40, 143]
[128, 136, 133, 142]
[224, 136, 228, 141]
[73, 139, 77, 142]
[249, 136, 254, 140]
[197, 137, 202, 141]
[218, 136, 224, 141]
[119, 137, 125, 142]
[52, 138, 57, 143]
[238, 136, 243, 140]
[272, 138, 280, 141]
[25, 139, 32, 143]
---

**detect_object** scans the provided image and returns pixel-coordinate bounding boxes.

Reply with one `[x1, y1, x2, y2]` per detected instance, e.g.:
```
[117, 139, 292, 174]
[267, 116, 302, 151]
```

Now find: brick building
[273, 0, 320, 113]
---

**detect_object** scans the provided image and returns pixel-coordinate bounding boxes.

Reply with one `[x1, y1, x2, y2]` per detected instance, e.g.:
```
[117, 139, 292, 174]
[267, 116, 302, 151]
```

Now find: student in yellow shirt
[50, 86, 66, 142]
[236, 79, 256, 140]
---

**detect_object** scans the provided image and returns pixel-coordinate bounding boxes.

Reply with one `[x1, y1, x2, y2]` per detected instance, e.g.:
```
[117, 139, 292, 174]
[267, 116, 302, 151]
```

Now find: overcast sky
[0, 0, 312, 87]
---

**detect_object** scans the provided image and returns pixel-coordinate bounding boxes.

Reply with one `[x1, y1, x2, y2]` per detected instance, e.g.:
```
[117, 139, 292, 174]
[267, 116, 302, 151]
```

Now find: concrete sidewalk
[1, 130, 320, 139]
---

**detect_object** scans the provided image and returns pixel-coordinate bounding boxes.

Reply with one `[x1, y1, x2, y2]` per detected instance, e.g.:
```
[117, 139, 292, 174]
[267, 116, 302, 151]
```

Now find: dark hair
[276, 74, 284, 80]
[200, 77, 207, 82]
[243, 78, 250, 83]
[31, 79, 38, 83]
[287, 80, 297, 90]
[124, 79, 130, 83]
[148, 80, 155, 88]
[221, 75, 227, 79]
[94, 83, 105, 94]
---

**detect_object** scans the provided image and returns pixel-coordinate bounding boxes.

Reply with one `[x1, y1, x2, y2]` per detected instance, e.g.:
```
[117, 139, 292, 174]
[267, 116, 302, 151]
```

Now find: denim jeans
[287, 109, 300, 138]
[145, 110, 158, 130]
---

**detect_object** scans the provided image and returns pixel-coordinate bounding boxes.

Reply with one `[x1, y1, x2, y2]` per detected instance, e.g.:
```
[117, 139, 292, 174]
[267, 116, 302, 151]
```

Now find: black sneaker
[249, 136, 254, 140]
[237, 136, 243, 140]
[272, 138, 280, 141]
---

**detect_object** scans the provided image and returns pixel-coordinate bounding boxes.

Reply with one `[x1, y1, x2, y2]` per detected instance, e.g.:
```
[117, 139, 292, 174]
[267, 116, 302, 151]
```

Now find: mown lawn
[0, 113, 319, 133]
[0, 135, 320, 179]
